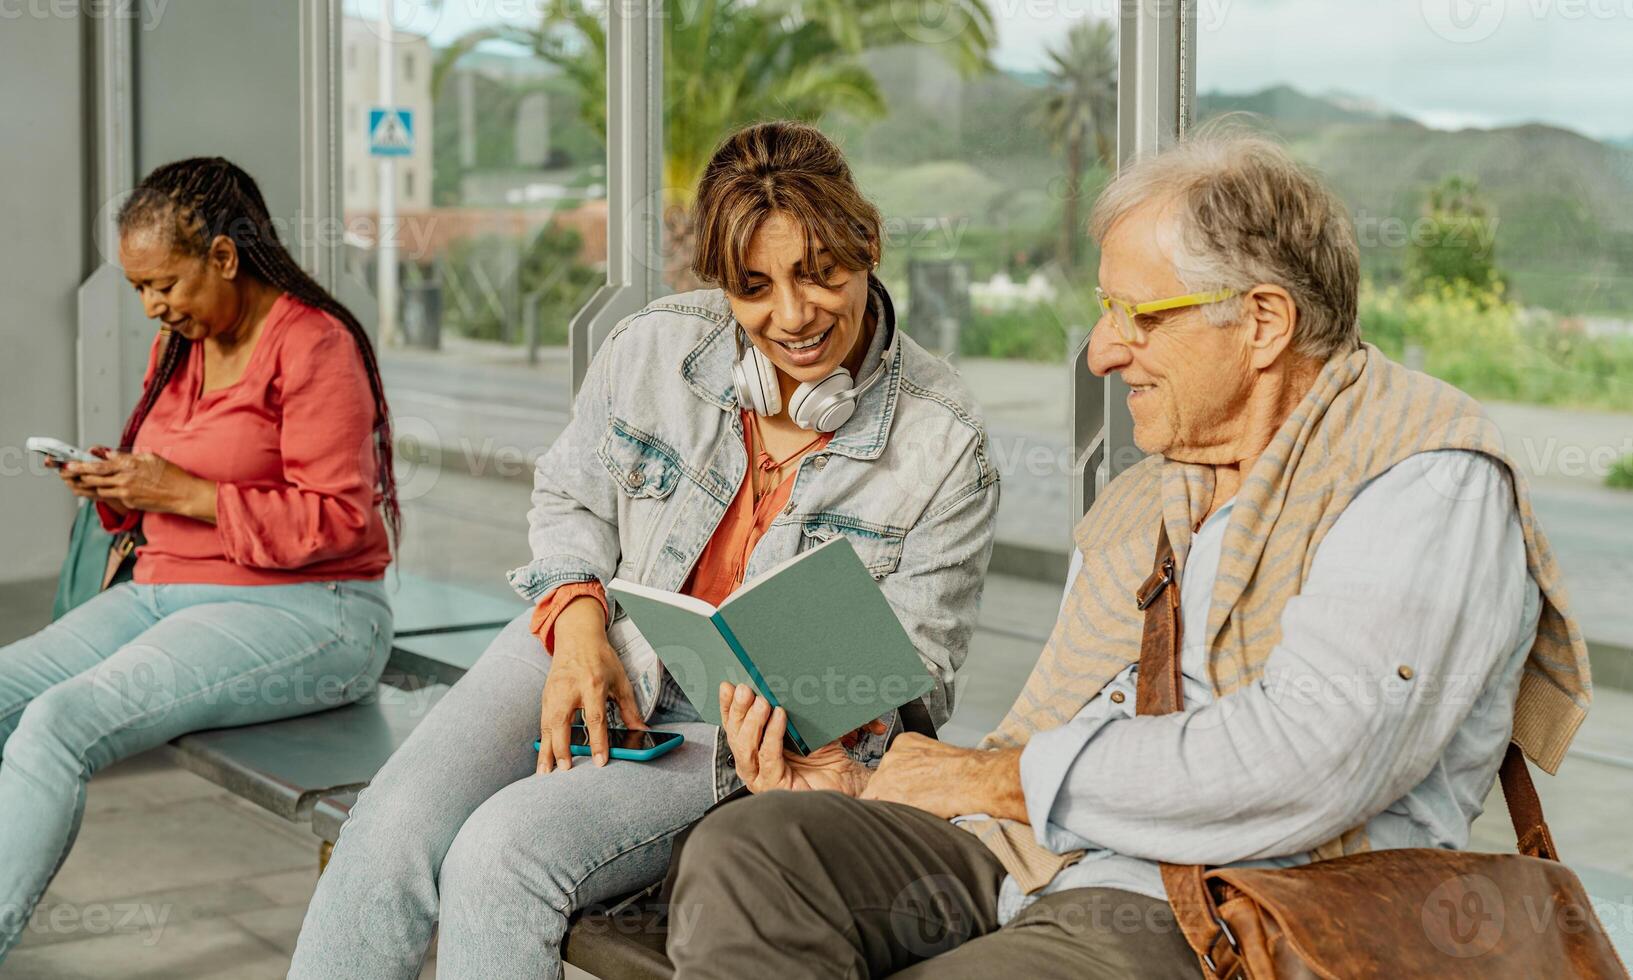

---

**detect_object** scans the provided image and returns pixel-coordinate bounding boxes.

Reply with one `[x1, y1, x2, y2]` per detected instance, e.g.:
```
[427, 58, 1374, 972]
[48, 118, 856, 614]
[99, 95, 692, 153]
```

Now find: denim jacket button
[1109, 690, 1126, 704]
[628, 468, 645, 488]
[782, 500, 795, 516]
[812, 455, 828, 470]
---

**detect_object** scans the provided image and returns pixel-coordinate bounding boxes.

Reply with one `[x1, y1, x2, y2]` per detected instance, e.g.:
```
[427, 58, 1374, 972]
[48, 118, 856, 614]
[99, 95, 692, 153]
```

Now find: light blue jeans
[289, 612, 717, 980]
[0, 579, 393, 960]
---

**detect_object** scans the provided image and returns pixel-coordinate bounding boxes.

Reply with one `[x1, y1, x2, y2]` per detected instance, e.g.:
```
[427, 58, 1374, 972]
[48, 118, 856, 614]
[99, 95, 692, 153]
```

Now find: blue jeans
[0, 579, 393, 959]
[289, 612, 717, 980]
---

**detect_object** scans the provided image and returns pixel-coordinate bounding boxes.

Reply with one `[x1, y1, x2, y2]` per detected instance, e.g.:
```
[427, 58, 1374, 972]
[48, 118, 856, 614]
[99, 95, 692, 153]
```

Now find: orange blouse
[530, 410, 832, 652]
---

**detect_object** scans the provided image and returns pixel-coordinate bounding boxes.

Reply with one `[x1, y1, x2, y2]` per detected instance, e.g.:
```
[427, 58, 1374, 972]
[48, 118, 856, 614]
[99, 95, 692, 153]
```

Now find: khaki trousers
[666, 790, 1203, 979]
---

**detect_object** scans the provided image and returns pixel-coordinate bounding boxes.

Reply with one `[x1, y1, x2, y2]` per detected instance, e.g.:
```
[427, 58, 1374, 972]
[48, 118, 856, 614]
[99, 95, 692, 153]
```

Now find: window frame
[567, 0, 665, 395]
[1064, 0, 1197, 519]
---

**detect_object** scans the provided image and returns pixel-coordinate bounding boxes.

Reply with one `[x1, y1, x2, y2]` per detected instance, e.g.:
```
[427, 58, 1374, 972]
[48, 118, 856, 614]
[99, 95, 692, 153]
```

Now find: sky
[347, 0, 1633, 141]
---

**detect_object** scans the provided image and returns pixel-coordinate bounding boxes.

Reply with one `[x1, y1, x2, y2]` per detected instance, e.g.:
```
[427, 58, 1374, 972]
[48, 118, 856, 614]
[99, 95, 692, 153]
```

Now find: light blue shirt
[994, 449, 1542, 922]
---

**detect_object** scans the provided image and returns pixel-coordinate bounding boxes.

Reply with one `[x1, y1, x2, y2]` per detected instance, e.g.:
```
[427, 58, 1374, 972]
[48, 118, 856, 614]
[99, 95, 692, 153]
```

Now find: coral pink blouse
[99, 295, 392, 586]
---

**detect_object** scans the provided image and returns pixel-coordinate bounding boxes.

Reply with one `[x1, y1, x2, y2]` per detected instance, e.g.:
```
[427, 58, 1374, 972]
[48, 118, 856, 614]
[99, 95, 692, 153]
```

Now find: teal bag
[52, 501, 141, 620]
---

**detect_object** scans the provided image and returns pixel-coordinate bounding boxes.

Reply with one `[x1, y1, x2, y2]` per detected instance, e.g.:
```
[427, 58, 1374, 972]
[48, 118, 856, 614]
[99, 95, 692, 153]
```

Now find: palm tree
[435, 0, 997, 285]
[1034, 19, 1117, 270]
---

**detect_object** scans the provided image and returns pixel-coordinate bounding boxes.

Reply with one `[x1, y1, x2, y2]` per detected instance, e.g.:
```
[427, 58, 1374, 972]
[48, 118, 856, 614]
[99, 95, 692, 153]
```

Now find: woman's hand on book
[538, 610, 644, 774]
[719, 682, 874, 797]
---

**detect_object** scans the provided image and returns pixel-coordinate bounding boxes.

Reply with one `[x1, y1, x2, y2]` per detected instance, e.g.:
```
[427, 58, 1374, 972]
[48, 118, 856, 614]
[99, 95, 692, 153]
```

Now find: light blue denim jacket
[507, 279, 999, 801]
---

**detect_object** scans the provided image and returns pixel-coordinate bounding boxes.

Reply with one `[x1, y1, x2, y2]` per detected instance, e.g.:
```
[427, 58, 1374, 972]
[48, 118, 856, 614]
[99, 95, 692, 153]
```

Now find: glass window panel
[657, 1, 1116, 590]
[656, 2, 1115, 741]
[341, 1, 609, 601]
[1199, 0, 1632, 875]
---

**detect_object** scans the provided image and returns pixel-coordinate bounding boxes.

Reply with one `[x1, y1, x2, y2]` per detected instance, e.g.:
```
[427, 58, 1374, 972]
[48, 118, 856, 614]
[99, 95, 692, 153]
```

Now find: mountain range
[1195, 85, 1633, 313]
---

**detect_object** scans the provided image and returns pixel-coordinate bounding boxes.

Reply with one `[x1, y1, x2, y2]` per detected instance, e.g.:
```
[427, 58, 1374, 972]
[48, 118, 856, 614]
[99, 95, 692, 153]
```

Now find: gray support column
[76, 9, 136, 448]
[77, 0, 345, 449]
[1070, 0, 1196, 518]
[569, 0, 665, 396]
[299, 0, 343, 294]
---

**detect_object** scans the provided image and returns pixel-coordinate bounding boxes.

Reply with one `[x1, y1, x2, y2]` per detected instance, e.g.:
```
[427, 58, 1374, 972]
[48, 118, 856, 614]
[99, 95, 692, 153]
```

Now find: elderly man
[663, 133, 1591, 978]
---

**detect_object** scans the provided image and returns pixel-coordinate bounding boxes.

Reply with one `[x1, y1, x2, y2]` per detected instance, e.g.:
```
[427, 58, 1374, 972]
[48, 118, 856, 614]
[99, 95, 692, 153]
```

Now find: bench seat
[161, 576, 516, 822]
[385, 573, 522, 637]
[165, 682, 449, 821]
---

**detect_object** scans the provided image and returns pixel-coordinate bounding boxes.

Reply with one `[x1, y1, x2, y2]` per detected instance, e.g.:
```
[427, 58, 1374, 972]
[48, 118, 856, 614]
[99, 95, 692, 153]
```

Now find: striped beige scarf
[962, 343, 1592, 893]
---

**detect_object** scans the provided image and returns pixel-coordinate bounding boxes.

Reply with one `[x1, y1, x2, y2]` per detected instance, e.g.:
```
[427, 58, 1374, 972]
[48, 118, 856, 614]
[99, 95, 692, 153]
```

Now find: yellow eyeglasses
[1093, 286, 1238, 343]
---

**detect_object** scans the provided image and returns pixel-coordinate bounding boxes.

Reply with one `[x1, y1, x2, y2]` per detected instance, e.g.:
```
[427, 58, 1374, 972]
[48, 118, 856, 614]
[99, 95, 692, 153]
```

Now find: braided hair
[116, 157, 401, 544]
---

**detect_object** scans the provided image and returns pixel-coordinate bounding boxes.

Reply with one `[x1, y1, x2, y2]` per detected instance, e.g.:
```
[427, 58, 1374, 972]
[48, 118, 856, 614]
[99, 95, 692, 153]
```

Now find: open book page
[716, 538, 933, 749]
[606, 583, 753, 730]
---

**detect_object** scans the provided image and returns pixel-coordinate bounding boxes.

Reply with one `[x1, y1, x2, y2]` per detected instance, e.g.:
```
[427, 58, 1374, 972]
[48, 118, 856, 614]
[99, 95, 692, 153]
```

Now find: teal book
[608, 537, 933, 754]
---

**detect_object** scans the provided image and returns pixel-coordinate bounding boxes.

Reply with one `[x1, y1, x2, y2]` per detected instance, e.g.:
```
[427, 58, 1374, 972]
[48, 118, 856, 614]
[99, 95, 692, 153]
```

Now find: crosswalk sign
[369, 108, 414, 157]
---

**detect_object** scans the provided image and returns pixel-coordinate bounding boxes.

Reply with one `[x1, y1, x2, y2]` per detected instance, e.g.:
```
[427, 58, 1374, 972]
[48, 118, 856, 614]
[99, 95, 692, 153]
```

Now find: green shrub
[960, 305, 1069, 361]
[1358, 279, 1633, 412]
[1608, 455, 1633, 491]
[439, 223, 600, 345]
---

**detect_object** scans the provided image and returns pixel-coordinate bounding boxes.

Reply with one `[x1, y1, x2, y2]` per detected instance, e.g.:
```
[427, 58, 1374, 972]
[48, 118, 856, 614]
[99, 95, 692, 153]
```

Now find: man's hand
[719, 682, 877, 797]
[860, 735, 1027, 821]
[68, 451, 216, 522]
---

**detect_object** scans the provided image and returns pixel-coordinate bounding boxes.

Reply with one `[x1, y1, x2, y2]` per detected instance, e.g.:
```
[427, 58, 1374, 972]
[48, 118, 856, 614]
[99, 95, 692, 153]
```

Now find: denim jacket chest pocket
[596, 419, 690, 578]
[796, 517, 906, 581]
[597, 418, 685, 499]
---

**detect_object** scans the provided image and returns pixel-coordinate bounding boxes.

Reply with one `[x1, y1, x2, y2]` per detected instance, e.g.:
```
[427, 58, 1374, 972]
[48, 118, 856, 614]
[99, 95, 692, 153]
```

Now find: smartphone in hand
[27, 436, 100, 465]
[532, 726, 684, 762]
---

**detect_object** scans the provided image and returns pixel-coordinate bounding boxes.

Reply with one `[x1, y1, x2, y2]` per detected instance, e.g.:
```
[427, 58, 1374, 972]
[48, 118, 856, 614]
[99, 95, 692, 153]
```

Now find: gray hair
[1088, 125, 1361, 360]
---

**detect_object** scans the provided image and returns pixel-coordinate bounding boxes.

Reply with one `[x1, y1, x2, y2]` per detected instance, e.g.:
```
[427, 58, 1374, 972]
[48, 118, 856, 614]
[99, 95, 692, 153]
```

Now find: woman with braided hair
[0, 157, 396, 960]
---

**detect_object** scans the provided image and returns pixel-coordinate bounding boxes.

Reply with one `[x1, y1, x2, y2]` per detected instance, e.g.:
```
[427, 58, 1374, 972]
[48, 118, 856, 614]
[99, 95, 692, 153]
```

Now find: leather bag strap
[1133, 523, 1562, 977]
[101, 531, 138, 591]
[1500, 742, 1559, 861]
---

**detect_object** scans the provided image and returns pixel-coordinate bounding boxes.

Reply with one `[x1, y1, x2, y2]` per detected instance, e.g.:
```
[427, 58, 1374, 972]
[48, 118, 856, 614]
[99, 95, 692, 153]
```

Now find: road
[380, 344, 1633, 648]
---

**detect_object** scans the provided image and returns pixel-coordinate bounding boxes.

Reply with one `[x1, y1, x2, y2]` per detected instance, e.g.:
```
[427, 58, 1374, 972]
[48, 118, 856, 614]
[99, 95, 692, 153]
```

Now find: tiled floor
[6, 751, 342, 978]
[4, 572, 1632, 976]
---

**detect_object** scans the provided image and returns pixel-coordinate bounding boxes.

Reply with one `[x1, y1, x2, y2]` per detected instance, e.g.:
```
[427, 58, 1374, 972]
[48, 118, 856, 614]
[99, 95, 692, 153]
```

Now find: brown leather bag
[1135, 526, 1630, 979]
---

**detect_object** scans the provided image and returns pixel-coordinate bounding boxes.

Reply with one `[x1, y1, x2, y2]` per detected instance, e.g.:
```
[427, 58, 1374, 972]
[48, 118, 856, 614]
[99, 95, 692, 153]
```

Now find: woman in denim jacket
[292, 121, 999, 980]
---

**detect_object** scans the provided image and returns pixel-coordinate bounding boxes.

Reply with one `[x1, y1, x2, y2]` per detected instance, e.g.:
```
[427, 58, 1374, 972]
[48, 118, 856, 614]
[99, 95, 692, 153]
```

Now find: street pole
[377, 1, 398, 347]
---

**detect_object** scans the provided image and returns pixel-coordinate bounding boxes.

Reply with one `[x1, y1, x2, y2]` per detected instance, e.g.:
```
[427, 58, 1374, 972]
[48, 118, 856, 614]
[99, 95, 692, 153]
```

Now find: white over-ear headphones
[731, 278, 897, 432]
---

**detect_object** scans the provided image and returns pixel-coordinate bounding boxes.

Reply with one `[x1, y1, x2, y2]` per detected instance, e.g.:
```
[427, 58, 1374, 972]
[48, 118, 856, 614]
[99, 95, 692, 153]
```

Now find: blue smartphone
[532, 725, 684, 762]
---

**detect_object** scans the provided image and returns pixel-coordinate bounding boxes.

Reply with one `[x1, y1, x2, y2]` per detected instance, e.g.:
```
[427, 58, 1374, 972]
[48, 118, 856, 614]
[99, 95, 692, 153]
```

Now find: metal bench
[162, 575, 517, 847]
[165, 681, 450, 823]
